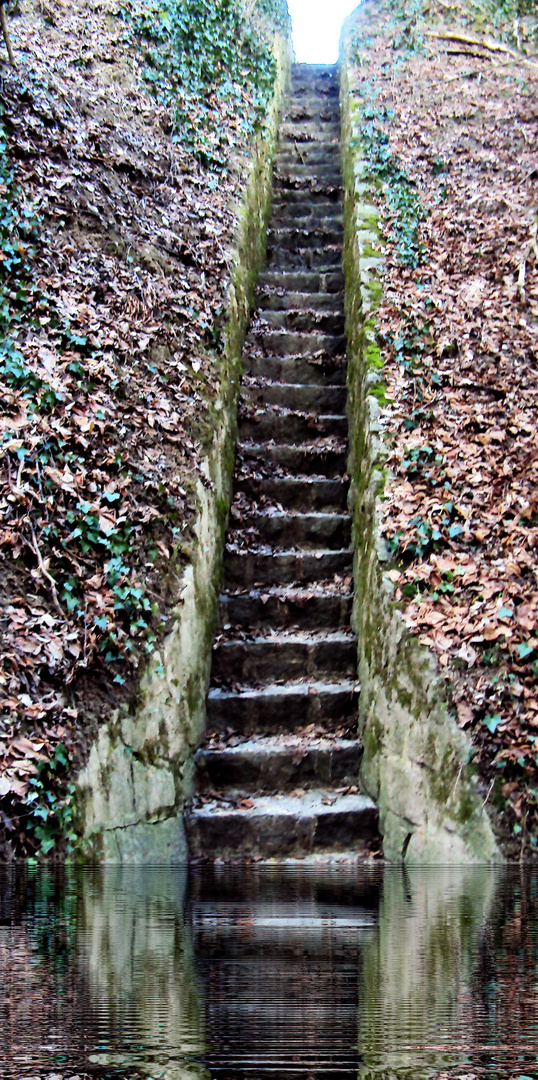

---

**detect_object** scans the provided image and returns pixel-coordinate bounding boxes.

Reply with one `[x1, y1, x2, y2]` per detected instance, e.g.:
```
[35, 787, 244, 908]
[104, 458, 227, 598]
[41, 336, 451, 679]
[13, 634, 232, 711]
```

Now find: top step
[291, 64, 339, 90]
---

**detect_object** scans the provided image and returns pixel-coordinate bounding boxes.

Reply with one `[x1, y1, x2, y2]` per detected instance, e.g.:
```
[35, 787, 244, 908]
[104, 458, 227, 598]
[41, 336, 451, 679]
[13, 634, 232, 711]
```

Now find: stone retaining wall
[76, 36, 291, 862]
[340, 15, 500, 863]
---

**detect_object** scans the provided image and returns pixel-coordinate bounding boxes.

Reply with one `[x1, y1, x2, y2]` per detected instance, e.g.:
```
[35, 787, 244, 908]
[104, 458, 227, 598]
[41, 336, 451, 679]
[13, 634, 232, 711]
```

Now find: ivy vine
[120, 0, 288, 169]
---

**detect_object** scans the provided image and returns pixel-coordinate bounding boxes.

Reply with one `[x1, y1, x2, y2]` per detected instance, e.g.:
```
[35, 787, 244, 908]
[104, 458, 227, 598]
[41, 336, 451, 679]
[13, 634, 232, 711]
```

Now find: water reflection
[1, 865, 538, 1080]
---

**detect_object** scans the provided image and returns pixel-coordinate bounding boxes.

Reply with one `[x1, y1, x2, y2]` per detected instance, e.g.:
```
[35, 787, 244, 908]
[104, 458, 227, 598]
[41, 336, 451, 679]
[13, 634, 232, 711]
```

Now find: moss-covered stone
[340, 5, 500, 864]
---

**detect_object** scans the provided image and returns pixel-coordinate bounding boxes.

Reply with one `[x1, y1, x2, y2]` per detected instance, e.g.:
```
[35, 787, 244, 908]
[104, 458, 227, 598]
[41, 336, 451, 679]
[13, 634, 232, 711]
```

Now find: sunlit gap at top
[288, 0, 359, 64]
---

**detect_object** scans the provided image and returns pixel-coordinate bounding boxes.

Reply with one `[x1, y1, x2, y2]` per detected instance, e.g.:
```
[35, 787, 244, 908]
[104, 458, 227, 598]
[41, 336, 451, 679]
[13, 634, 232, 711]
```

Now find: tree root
[426, 29, 538, 71]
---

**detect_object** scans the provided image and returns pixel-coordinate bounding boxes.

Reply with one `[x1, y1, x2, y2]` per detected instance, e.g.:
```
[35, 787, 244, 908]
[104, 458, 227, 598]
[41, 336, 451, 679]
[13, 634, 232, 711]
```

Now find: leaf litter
[349, 0, 538, 856]
[0, 0, 284, 856]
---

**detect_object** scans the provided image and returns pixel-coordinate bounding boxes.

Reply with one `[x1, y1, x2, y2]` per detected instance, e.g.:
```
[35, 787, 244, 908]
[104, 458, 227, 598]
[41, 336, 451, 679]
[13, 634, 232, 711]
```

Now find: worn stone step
[242, 355, 346, 385]
[290, 83, 339, 102]
[268, 246, 342, 271]
[206, 680, 358, 734]
[242, 380, 346, 414]
[274, 180, 342, 202]
[256, 289, 343, 313]
[257, 269, 344, 292]
[256, 290, 344, 314]
[254, 308, 345, 333]
[273, 198, 341, 221]
[246, 329, 345, 358]
[277, 143, 340, 166]
[229, 511, 351, 550]
[218, 586, 353, 631]
[195, 734, 362, 793]
[275, 161, 342, 181]
[276, 156, 340, 176]
[285, 89, 339, 106]
[238, 408, 346, 443]
[186, 789, 378, 861]
[224, 549, 353, 588]
[271, 208, 344, 231]
[237, 440, 348, 476]
[236, 475, 348, 511]
[268, 224, 343, 249]
[273, 178, 342, 201]
[211, 630, 357, 685]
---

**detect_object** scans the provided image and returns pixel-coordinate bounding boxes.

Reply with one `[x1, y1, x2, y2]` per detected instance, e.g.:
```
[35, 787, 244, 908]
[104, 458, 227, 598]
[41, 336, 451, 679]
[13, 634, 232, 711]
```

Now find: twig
[0, 2, 16, 69]
[448, 760, 464, 804]
[29, 525, 64, 617]
[426, 29, 538, 70]
[518, 254, 527, 302]
[482, 777, 495, 807]
[517, 216, 538, 303]
[15, 456, 24, 492]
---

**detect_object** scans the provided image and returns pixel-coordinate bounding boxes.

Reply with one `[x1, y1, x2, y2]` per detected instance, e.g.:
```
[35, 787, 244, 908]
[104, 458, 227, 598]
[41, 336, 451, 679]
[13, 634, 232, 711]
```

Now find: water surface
[1, 865, 538, 1080]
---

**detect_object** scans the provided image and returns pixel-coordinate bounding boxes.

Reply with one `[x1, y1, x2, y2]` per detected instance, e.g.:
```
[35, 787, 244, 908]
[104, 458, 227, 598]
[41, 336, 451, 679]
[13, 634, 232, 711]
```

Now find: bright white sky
[287, 0, 358, 63]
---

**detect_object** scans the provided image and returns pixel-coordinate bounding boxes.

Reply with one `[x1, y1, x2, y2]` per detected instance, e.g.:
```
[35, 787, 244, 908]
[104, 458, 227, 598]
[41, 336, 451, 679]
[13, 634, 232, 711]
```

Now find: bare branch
[0, 2, 16, 69]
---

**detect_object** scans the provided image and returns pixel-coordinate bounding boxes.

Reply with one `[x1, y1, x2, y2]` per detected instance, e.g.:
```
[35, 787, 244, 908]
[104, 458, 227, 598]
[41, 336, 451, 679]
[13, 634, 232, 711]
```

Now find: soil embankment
[342, 0, 538, 857]
[0, 0, 289, 858]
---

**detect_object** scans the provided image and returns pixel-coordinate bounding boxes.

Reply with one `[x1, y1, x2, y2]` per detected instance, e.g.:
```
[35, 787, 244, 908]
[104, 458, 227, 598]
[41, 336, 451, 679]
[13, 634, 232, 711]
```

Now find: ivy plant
[119, 0, 283, 169]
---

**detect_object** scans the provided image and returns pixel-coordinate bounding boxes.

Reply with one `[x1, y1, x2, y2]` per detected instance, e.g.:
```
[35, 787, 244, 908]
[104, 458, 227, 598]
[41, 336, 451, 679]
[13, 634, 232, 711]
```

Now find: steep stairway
[185, 65, 379, 862]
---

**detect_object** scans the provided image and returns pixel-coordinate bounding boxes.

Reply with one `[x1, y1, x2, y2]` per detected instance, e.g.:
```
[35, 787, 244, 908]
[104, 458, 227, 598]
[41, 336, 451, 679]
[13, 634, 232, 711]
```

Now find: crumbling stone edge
[340, 13, 501, 863]
[76, 36, 292, 863]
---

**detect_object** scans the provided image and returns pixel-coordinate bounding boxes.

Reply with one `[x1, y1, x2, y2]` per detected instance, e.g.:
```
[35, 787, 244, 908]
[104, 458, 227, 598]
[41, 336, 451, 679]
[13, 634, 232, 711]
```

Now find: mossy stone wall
[340, 17, 500, 863]
[76, 35, 292, 862]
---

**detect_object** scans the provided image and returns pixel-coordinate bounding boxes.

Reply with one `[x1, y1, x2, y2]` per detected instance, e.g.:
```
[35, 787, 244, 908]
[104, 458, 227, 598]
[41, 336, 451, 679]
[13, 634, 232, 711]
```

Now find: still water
[1, 865, 538, 1080]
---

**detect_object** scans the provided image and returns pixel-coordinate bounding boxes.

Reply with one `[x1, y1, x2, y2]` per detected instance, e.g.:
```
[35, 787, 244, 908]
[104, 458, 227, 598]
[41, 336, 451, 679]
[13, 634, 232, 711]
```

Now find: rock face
[185, 65, 380, 862]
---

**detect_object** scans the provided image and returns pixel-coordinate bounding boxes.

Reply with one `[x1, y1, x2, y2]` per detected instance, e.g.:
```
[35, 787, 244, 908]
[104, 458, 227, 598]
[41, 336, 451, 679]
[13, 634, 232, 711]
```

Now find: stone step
[228, 510, 351, 550]
[275, 161, 342, 181]
[237, 440, 348, 476]
[273, 177, 342, 200]
[277, 142, 340, 165]
[273, 177, 342, 202]
[238, 408, 346, 443]
[267, 226, 343, 252]
[241, 355, 346, 385]
[289, 84, 339, 102]
[257, 268, 344, 292]
[267, 246, 342, 271]
[186, 789, 378, 861]
[255, 289, 343, 313]
[211, 631, 357, 685]
[242, 380, 346, 414]
[218, 587, 353, 631]
[280, 124, 341, 145]
[271, 206, 344, 229]
[195, 734, 362, 793]
[245, 329, 345, 358]
[235, 475, 348, 512]
[224, 549, 353, 588]
[206, 679, 358, 733]
[253, 308, 345, 333]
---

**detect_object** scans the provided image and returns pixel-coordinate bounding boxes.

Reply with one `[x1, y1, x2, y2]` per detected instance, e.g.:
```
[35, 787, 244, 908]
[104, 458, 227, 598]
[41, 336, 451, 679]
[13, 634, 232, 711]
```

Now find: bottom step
[186, 790, 379, 860]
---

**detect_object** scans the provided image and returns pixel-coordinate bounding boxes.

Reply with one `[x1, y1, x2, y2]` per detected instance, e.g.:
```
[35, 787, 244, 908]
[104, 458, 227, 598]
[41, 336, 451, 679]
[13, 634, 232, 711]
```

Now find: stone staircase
[185, 65, 379, 862]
